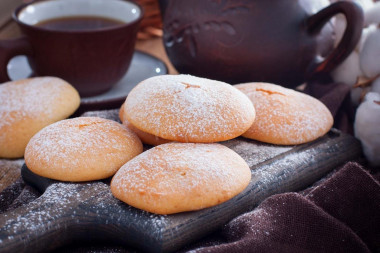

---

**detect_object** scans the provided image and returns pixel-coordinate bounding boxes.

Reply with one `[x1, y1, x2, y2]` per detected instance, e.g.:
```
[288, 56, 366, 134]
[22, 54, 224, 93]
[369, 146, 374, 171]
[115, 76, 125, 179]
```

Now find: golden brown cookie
[0, 77, 80, 158]
[111, 142, 251, 215]
[25, 117, 143, 181]
[236, 82, 333, 145]
[123, 74, 256, 143]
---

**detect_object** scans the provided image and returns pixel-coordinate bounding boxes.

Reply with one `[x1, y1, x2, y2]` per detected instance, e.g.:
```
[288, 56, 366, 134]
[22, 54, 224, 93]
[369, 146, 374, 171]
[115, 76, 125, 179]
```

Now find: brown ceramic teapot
[161, 0, 363, 87]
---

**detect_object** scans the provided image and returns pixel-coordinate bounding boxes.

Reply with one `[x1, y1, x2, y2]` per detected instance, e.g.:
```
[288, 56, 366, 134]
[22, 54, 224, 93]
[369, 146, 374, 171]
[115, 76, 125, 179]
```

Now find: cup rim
[12, 0, 144, 34]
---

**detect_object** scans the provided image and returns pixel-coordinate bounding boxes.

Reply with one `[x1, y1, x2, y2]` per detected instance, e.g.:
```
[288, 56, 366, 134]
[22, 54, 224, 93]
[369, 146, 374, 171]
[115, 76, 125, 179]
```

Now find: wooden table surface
[0, 0, 177, 192]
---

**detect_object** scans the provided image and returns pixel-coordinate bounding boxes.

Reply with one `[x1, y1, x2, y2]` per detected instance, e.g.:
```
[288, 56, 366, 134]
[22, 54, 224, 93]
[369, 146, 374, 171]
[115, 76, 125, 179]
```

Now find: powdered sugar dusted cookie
[0, 77, 80, 158]
[111, 142, 251, 214]
[25, 117, 143, 181]
[236, 82, 333, 145]
[123, 74, 256, 143]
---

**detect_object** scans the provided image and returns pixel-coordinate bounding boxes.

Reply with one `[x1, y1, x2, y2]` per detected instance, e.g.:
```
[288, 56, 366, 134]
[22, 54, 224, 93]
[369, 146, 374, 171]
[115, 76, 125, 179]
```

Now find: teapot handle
[306, 1, 363, 80]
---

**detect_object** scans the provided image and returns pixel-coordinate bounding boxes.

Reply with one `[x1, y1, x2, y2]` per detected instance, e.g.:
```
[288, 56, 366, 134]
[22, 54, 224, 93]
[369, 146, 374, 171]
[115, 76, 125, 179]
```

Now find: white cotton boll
[331, 51, 361, 86]
[364, 91, 380, 102]
[354, 0, 374, 12]
[355, 0, 374, 9]
[354, 92, 380, 166]
[364, 2, 380, 26]
[357, 25, 377, 52]
[371, 76, 380, 94]
[332, 14, 346, 47]
[360, 29, 380, 78]
[331, 51, 362, 86]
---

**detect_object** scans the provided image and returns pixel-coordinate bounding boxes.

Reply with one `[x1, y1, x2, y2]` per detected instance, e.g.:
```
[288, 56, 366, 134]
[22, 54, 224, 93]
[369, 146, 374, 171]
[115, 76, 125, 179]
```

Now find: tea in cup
[0, 0, 143, 97]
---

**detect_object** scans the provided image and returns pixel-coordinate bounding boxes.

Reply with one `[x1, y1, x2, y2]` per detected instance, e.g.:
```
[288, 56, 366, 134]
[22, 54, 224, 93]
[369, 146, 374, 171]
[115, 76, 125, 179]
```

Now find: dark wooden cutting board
[0, 129, 362, 253]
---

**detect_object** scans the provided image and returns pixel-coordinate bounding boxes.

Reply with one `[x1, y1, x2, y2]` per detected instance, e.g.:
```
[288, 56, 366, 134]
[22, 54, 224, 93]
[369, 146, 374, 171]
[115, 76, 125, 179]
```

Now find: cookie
[25, 117, 143, 181]
[111, 142, 251, 214]
[236, 82, 333, 145]
[123, 74, 256, 143]
[0, 77, 80, 158]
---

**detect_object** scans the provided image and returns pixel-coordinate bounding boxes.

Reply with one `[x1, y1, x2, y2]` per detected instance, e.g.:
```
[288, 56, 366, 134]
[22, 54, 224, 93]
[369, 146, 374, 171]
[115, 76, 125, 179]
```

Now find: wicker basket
[135, 0, 163, 39]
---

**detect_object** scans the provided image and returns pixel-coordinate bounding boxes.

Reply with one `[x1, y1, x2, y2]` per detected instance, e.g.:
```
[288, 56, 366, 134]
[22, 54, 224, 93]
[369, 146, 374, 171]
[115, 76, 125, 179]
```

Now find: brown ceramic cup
[0, 0, 143, 97]
[162, 0, 364, 88]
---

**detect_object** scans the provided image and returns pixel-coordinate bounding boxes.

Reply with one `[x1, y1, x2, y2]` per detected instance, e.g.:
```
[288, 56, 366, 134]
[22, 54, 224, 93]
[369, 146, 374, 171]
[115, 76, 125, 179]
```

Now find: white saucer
[7, 51, 168, 112]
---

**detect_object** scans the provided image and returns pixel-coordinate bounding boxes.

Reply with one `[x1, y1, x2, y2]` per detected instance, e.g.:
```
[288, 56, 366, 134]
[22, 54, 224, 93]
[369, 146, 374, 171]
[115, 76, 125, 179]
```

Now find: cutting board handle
[0, 169, 115, 253]
[0, 166, 72, 252]
[0, 194, 78, 252]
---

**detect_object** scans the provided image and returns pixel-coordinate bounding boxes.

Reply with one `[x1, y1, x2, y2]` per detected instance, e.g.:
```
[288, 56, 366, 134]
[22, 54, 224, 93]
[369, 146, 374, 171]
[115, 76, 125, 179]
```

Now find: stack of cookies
[113, 74, 256, 214]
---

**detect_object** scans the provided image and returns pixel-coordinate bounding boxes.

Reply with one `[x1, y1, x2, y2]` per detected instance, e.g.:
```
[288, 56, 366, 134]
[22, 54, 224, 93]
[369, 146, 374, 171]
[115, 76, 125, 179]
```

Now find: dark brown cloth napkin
[183, 162, 380, 253]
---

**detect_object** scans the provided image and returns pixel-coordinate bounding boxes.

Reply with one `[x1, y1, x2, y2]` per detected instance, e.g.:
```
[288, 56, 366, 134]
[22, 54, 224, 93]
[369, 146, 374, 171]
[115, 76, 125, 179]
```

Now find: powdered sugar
[222, 138, 292, 167]
[252, 151, 311, 187]
[124, 75, 255, 142]
[0, 159, 24, 191]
